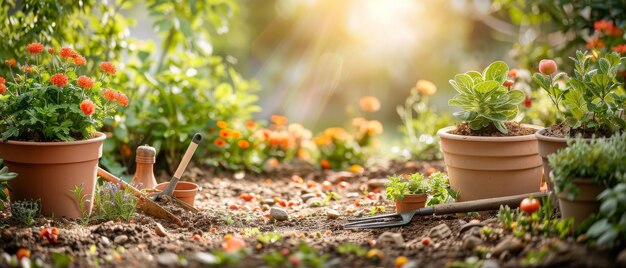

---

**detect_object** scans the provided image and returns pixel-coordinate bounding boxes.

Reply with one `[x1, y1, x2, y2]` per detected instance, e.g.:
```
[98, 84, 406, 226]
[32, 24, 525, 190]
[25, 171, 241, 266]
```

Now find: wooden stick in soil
[97, 167, 183, 226]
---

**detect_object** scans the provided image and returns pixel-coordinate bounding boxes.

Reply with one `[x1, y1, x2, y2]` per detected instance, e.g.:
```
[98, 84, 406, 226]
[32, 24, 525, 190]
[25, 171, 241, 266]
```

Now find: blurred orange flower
[59, 47, 77, 59]
[416, 80, 437, 95]
[77, 75, 95, 89]
[5, 58, 16, 67]
[214, 138, 226, 147]
[238, 140, 250, 149]
[245, 121, 257, 129]
[271, 115, 288, 126]
[359, 96, 381, 112]
[27, 42, 44, 55]
[73, 55, 87, 65]
[366, 120, 383, 135]
[320, 160, 331, 169]
[219, 129, 230, 138]
[216, 121, 228, 129]
[231, 130, 242, 139]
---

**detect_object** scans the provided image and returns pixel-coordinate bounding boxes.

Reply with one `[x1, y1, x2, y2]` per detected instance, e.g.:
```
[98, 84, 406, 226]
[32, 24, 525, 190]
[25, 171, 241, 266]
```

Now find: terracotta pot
[535, 129, 568, 194]
[395, 194, 427, 213]
[154, 182, 199, 206]
[437, 125, 543, 201]
[557, 179, 604, 227]
[0, 133, 106, 218]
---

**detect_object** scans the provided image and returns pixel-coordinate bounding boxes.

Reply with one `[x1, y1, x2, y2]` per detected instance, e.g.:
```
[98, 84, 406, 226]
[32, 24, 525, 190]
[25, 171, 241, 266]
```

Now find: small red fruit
[192, 234, 202, 241]
[16, 248, 30, 260]
[421, 237, 431, 245]
[228, 204, 239, 210]
[520, 197, 540, 214]
[503, 80, 514, 88]
[278, 200, 287, 207]
[239, 193, 254, 202]
[539, 59, 557, 75]
[524, 97, 532, 108]
[289, 256, 301, 266]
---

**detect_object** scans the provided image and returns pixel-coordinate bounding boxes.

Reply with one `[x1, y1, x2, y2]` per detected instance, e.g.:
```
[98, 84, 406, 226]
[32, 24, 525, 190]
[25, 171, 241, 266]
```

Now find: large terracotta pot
[557, 179, 604, 227]
[437, 125, 543, 201]
[0, 133, 106, 218]
[535, 129, 568, 194]
[395, 194, 427, 213]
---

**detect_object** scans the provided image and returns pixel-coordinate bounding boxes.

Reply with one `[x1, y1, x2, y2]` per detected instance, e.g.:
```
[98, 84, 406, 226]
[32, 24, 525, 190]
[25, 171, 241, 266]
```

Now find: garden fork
[343, 192, 548, 229]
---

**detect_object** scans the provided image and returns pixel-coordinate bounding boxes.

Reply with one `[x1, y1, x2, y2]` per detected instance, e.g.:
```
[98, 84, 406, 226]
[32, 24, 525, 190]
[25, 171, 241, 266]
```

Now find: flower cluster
[0, 42, 128, 141]
[586, 19, 626, 53]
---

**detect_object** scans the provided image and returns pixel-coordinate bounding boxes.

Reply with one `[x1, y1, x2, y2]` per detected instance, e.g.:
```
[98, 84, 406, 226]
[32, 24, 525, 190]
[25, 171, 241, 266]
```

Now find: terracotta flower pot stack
[0, 132, 106, 218]
[438, 125, 543, 202]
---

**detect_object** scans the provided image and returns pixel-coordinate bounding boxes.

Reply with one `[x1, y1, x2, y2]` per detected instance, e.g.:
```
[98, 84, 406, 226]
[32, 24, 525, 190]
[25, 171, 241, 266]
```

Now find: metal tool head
[342, 210, 417, 229]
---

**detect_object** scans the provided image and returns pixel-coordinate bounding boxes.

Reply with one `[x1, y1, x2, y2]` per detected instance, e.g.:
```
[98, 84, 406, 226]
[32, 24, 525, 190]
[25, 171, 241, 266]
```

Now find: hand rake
[343, 192, 548, 229]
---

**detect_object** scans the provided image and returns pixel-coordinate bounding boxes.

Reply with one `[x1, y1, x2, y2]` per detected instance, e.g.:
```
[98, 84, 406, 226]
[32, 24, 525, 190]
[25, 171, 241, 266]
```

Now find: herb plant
[448, 61, 526, 134]
[548, 134, 626, 199]
[586, 182, 626, 246]
[0, 159, 18, 210]
[497, 194, 574, 239]
[11, 199, 40, 226]
[385, 172, 457, 205]
[0, 42, 127, 142]
[71, 181, 138, 224]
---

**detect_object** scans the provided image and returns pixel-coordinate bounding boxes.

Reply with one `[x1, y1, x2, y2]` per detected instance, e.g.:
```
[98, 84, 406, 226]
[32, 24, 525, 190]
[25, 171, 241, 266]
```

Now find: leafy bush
[385, 172, 457, 206]
[586, 183, 626, 246]
[205, 120, 265, 173]
[11, 199, 40, 226]
[548, 134, 626, 199]
[448, 61, 526, 133]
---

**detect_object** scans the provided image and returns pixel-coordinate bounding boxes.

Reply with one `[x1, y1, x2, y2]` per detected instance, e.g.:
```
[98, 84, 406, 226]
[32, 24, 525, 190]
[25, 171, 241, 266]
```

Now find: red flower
[59, 47, 76, 59]
[48, 48, 55, 54]
[73, 55, 87, 66]
[115, 92, 128, 106]
[50, 73, 68, 87]
[0, 76, 5, 84]
[5, 58, 16, 67]
[99, 62, 116, 75]
[586, 38, 605, 49]
[0, 84, 6, 94]
[613, 44, 626, 54]
[80, 100, 95, 115]
[77, 76, 95, 89]
[524, 97, 532, 108]
[320, 159, 331, 169]
[27, 42, 44, 55]
[102, 88, 116, 101]
[503, 80, 514, 88]
[594, 20, 614, 32]
[214, 138, 226, 147]
[508, 69, 517, 78]
[20, 65, 33, 73]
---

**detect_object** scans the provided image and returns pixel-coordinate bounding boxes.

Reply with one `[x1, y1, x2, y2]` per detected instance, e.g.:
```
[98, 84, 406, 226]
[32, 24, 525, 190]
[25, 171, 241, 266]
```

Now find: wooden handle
[432, 192, 548, 215]
[98, 167, 143, 197]
[173, 137, 201, 178]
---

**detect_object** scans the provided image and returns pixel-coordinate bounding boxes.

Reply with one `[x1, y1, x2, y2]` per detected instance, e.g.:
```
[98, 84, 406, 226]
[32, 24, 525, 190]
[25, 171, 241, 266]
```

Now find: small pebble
[156, 252, 179, 266]
[261, 199, 276, 205]
[270, 207, 289, 221]
[300, 193, 317, 202]
[155, 223, 168, 237]
[306, 198, 324, 207]
[101, 236, 111, 246]
[114, 235, 128, 244]
[326, 209, 340, 219]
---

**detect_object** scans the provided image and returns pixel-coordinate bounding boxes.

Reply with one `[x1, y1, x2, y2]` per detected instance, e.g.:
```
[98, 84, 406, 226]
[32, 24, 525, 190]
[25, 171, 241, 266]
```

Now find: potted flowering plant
[0, 42, 128, 218]
[533, 51, 626, 194]
[437, 61, 543, 201]
[385, 172, 457, 212]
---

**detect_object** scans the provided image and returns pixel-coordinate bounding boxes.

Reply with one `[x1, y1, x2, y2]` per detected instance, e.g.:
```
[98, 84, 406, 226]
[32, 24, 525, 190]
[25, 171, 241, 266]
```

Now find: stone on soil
[114, 235, 128, 244]
[492, 237, 523, 257]
[101, 236, 111, 246]
[428, 223, 452, 240]
[326, 209, 340, 219]
[156, 252, 179, 266]
[300, 193, 317, 202]
[463, 236, 482, 250]
[367, 179, 387, 191]
[377, 232, 405, 248]
[155, 223, 168, 237]
[306, 197, 324, 207]
[261, 199, 276, 205]
[270, 207, 289, 221]
[193, 251, 217, 265]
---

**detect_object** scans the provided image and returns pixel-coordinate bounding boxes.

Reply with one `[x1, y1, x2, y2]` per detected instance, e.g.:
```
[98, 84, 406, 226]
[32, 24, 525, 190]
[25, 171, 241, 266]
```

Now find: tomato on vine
[520, 197, 540, 213]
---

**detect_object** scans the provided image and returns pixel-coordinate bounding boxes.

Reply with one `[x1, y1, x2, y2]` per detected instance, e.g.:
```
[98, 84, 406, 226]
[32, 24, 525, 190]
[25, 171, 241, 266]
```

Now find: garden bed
[0, 161, 622, 267]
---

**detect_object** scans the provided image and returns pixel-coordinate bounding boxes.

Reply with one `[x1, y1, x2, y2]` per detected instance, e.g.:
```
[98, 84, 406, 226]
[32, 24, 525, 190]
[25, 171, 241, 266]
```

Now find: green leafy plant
[385, 172, 457, 205]
[72, 181, 138, 223]
[11, 199, 40, 226]
[256, 232, 282, 244]
[264, 243, 328, 268]
[0, 42, 127, 142]
[336, 242, 367, 257]
[448, 61, 526, 133]
[534, 51, 626, 136]
[497, 194, 574, 239]
[549, 134, 626, 200]
[0, 159, 18, 210]
[70, 184, 91, 225]
[586, 182, 626, 246]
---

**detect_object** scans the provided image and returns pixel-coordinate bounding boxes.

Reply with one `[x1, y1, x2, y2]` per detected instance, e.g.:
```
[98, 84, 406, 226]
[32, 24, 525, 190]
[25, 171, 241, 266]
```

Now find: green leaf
[475, 81, 500, 93]
[508, 90, 525, 105]
[586, 218, 610, 237]
[452, 110, 477, 121]
[493, 121, 507, 134]
[452, 74, 474, 94]
[483, 61, 509, 84]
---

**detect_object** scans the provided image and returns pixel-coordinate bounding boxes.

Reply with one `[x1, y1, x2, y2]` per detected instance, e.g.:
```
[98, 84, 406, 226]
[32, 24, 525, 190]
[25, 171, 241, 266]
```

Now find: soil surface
[450, 122, 536, 137]
[541, 123, 617, 139]
[1, 160, 624, 268]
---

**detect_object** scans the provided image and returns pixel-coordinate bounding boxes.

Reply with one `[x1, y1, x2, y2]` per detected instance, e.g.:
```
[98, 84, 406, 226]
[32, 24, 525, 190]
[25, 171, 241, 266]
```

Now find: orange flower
[100, 62, 116, 75]
[102, 88, 116, 101]
[320, 160, 331, 169]
[0, 83, 6, 94]
[115, 92, 129, 106]
[367, 120, 383, 135]
[5, 58, 16, 67]
[27, 42, 44, 55]
[16, 248, 30, 260]
[80, 100, 95, 115]
[416, 80, 437, 95]
[77, 75, 95, 89]
[20, 65, 33, 73]
[73, 55, 87, 66]
[0, 76, 5, 84]
[219, 129, 231, 138]
[50, 73, 68, 87]
[238, 140, 250, 149]
[216, 121, 228, 129]
[508, 69, 517, 78]
[120, 144, 132, 157]
[613, 44, 626, 54]
[586, 38, 605, 49]
[271, 115, 288, 126]
[245, 121, 257, 129]
[48, 48, 55, 54]
[359, 96, 381, 112]
[231, 130, 242, 139]
[214, 138, 226, 147]
[59, 47, 77, 59]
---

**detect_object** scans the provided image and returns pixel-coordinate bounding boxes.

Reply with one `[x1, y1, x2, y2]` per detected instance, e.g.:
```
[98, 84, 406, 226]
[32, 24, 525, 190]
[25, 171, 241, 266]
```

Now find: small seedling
[11, 199, 40, 226]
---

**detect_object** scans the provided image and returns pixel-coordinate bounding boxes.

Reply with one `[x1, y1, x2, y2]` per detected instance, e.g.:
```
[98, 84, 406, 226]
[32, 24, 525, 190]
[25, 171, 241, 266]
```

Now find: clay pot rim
[397, 193, 428, 202]
[535, 128, 601, 142]
[155, 181, 199, 193]
[437, 124, 542, 142]
[0, 132, 106, 146]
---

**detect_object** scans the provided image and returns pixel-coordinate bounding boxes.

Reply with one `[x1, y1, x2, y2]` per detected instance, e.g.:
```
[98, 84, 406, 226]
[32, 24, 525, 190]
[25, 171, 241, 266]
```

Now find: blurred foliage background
[1, 0, 624, 176]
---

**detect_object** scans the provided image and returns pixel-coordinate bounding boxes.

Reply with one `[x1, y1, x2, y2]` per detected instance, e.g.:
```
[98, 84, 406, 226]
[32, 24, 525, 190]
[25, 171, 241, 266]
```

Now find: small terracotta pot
[395, 194, 427, 213]
[0, 132, 106, 218]
[438, 125, 543, 201]
[154, 182, 199, 206]
[557, 179, 604, 227]
[535, 129, 568, 194]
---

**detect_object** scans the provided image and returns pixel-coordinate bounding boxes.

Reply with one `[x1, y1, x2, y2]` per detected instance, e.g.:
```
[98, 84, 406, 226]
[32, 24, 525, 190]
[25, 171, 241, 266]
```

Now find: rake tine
[343, 219, 410, 229]
[347, 212, 401, 222]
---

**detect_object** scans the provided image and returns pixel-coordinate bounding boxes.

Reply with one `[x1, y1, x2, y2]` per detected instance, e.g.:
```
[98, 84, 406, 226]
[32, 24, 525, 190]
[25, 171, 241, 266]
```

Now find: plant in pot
[533, 51, 626, 194]
[437, 61, 543, 201]
[548, 134, 626, 227]
[0, 42, 128, 218]
[385, 172, 457, 212]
